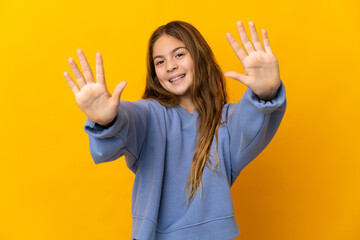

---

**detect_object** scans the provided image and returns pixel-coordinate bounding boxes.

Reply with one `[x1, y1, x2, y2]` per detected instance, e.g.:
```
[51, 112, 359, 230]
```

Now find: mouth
[169, 74, 186, 83]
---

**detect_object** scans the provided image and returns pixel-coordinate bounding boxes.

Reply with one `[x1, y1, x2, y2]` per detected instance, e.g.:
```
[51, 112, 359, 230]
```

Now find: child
[64, 20, 286, 240]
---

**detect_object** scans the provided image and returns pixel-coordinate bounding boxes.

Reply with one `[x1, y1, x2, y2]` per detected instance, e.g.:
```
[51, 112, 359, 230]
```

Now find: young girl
[64, 20, 286, 240]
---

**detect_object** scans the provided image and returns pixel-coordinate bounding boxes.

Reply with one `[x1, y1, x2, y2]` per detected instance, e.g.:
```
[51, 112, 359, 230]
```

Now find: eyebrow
[153, 47, 187, 61]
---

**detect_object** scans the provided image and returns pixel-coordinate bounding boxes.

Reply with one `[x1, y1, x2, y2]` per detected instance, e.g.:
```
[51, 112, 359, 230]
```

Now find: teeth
[170, 74, 185, 83]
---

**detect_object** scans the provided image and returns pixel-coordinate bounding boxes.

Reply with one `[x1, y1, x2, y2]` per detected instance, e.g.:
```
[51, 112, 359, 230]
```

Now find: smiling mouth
[169, 74, 186, 83]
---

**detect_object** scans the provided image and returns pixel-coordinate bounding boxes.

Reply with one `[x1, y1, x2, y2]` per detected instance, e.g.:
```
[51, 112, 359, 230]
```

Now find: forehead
[153, 34, 186, 56]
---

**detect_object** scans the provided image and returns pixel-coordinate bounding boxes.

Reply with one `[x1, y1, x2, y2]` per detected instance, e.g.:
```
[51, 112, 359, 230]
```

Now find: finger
[248, 21, 263, 51]
[68, 57, 86, 88]
[224, 71, 251, 86]
[64, 71, 80, 95]
[96, 52, 106, 86]
[112, 81, 127, 102]
[261, 29, 273, 54]
[76, 49, 95, 84]
[237, 21, 255, 54]
[226, 33, 246, 66]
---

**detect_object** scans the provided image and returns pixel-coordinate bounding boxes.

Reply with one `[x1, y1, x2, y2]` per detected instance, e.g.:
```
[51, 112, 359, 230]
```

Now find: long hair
[142, 21, 228, 204]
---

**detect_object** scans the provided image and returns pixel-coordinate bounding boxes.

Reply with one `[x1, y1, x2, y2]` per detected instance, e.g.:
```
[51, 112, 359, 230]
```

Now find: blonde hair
[142, 21, 228, 204]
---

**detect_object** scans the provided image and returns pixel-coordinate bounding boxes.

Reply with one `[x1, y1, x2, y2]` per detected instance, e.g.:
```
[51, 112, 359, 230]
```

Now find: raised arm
[64, 50, 148, 172]
[224, 21, 286, 184]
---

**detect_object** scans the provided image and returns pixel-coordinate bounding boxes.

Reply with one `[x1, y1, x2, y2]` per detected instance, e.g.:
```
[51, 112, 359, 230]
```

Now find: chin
[170, 87, 190, 96]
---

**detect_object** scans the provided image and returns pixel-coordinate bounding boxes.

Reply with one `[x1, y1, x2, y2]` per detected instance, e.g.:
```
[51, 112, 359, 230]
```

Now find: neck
[179, 95, 195, 114]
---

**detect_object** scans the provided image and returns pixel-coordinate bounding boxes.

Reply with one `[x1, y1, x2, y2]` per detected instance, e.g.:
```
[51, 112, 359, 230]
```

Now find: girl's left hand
[224, 21, 281, 101]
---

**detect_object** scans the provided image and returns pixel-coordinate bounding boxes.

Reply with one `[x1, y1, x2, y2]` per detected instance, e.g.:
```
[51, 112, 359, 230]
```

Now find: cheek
[186, 59, 195, 74]
[155, 69, 163, 82]
[155, 69, 167, 86]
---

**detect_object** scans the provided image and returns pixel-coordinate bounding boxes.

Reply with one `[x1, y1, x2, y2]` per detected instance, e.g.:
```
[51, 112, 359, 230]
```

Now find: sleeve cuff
[84, 109, 124, 138]
[245, 80, 286, 114]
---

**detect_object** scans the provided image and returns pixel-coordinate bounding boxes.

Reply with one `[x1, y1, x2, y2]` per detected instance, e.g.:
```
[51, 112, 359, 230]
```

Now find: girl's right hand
[64, 49, 127, 126]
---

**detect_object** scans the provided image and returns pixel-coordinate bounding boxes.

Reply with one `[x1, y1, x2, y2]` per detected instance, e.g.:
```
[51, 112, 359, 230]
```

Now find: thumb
[111, 81, 127, 102]
[224, 71, 250, 86]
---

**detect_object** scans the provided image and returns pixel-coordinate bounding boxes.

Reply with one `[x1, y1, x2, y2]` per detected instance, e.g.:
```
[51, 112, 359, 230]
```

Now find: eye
[155, 60, 164, 66]
[176, 53, 184, 58]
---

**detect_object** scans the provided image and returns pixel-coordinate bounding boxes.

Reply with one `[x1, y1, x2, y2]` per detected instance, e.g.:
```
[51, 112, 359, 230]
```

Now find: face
[152, 34, 194, 99]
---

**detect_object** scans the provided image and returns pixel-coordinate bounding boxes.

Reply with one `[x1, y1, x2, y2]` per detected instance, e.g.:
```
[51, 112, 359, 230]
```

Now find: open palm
[225, 21, 281, 101]
[64, 49, 127, 125]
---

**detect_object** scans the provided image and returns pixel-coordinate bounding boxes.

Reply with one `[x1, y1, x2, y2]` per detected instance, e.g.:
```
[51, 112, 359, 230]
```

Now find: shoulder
[136, 99, 167, 112]
[221, 102, 236, 121]
[132, 99, 173, 121]
[137, 99, 162, 107]
[119, 99, 164, 110]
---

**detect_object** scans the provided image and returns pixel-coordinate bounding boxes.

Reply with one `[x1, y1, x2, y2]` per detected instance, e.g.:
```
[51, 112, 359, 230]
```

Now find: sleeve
[83, 100, 150, 173]
[228, 80, 287, 184]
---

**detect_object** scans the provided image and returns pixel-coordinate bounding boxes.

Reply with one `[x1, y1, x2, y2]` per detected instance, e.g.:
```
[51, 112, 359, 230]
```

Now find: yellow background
[1, 0, 359, 239]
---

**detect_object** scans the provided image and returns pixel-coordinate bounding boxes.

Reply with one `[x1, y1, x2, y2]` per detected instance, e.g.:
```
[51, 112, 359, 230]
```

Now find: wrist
[256, 83, 281, 101]
[96, 116, 117, 128]
[257, 92, 277, 101]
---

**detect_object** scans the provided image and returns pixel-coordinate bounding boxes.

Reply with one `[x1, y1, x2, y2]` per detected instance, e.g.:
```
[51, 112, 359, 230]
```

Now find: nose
[166, 60, 178, 72]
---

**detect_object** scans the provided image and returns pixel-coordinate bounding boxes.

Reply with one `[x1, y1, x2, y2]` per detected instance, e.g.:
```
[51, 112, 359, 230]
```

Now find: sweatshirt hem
[155, 215, 240, 240]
